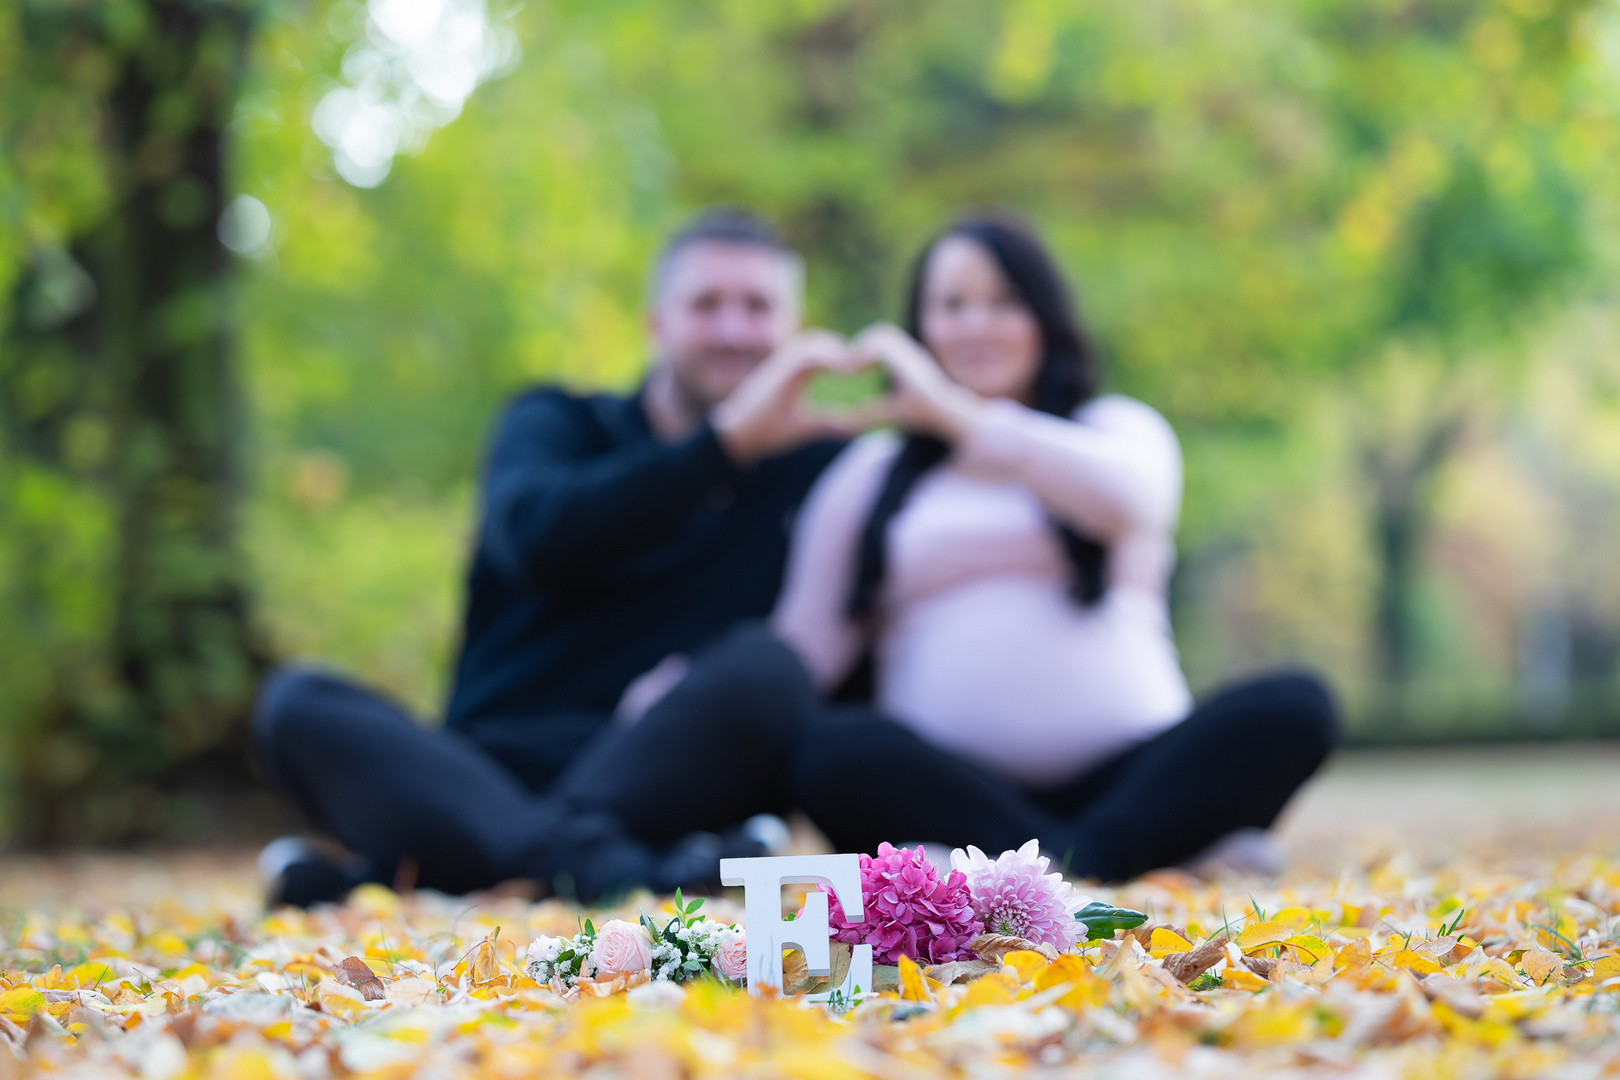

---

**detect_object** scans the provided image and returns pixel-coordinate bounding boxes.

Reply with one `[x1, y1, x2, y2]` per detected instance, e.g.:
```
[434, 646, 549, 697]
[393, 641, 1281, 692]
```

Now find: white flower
[526, 936, 565, 966]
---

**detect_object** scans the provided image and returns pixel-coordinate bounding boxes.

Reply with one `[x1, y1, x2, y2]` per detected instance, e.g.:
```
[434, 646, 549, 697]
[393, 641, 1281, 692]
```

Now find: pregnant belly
[876, 578, 1192, 788]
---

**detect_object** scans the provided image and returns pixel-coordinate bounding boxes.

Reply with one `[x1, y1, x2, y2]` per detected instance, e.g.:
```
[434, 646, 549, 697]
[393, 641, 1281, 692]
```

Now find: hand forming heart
[850, 323, 986, 443]
[712, 324, 986, 464]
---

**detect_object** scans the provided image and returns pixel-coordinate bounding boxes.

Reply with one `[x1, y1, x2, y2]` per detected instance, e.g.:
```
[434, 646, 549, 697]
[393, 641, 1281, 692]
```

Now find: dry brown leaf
[781, 950, 811, 994]
[1521, 948, 1563, 986]
[1162, 934, 1229, 984]
[106, 986, 142, 1006]
[335, 956, 386, 1000]
[798, 942, 858, 997]
[1241, 955, 1279, 978]
[470, 932, 502, 987]
[970, 934, 1058, 963]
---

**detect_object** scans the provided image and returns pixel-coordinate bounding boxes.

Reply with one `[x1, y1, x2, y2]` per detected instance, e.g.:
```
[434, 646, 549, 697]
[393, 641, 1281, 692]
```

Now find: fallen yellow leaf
[1585, 954, 1620, 984]
[1235, 922, 1291, 953]
[1001, 949, 1051, 983]
[1231, 1001, 1314, 1045]
[0, 986, 45, 1022]
[1148, 928, 1194, 958]
[69, 960, 117, 988]
[1223, 965, 1271, 991]
[958, 971, 1020, 1010]
[142, 932, 189, 956]
[350, 883, 404, 920]
[1034, 955, 1107, 1010]
[1283, 935, 1331, 965]
[1335, 938, 1372, 970]
[1431, 1001, 1516, 1048]
[1389, 950, 1443, 977]
[898, 955, 931, 1002]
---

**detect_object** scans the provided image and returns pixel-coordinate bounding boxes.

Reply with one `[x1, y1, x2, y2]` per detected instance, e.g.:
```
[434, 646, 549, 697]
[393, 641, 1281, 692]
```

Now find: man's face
[650, 241, 802, 411]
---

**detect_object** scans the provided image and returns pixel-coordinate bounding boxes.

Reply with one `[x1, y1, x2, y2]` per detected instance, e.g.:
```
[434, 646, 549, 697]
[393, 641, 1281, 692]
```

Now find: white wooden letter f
[719, 853, 870, 996]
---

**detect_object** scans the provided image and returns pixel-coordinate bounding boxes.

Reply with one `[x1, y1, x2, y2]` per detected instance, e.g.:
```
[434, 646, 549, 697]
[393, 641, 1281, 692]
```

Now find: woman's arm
[770, 435, 899, 691]
[953, 395, 1183, 542]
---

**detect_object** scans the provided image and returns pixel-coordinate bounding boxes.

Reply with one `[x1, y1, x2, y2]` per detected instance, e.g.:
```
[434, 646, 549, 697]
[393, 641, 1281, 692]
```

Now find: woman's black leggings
[761, 637, 1340, 881]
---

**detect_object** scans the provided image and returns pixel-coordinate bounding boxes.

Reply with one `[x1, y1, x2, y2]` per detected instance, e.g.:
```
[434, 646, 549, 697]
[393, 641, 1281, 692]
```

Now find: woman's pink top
[771, 395, 1193, 787]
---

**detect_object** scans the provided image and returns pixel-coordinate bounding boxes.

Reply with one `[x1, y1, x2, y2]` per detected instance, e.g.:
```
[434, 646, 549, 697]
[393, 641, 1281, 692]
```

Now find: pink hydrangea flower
[949, 839, 1089, 951]
[821, 843, 983, 965]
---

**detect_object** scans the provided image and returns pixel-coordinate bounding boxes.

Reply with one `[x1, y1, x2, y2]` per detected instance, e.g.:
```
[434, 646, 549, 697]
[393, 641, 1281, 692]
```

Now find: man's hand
[852, 323, 985, 442]
[712, 330, 867, 464]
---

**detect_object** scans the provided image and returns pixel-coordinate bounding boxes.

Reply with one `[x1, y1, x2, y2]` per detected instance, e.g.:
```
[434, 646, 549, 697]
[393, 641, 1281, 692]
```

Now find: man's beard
[672, 347, 769, 413]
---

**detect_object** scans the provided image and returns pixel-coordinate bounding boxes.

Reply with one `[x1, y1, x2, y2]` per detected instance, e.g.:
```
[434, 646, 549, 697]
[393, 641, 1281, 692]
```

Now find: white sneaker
[742, 814, 792, 856]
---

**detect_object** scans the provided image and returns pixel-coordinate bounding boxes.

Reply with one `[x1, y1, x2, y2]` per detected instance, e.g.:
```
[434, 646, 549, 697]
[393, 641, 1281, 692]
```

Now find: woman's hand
[712, 329, 865, 464]
[853, 323, 986, 442]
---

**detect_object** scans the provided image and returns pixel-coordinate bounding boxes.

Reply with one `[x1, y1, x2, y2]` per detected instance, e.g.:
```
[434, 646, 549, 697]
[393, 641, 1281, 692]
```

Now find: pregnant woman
[769, 212, 1338, 881]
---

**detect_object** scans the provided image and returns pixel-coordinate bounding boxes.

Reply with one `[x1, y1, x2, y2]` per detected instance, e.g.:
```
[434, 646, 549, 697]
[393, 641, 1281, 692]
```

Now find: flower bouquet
[775, 839, 1144, 993]
[525, 843, 1145, 999]
[526, 890, 747, 997]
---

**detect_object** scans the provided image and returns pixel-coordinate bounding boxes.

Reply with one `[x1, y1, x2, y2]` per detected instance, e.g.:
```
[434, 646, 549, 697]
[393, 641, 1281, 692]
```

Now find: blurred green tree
[1, 0, 264, 842]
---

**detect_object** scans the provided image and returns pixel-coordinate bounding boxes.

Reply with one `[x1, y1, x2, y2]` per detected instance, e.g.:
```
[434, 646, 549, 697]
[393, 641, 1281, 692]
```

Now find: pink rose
[714, 929, 748, 984]
[591, 919, 652, 976]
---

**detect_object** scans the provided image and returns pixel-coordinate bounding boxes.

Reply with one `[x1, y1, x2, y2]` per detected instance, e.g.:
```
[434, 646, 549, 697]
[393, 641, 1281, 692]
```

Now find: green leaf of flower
[1074, 901, 1148, 941]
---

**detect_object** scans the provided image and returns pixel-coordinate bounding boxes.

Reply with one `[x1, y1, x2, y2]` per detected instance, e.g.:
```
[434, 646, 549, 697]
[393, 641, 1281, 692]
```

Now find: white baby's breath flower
[526, 936, 565, 965]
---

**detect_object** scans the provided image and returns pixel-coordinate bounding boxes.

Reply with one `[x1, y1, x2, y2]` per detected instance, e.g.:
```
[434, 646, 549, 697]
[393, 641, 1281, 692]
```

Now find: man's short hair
[651, 207, 803, 299]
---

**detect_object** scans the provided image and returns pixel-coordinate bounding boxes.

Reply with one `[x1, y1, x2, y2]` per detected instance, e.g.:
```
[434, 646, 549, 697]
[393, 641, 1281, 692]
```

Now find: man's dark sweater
[445, 385, 841, 752]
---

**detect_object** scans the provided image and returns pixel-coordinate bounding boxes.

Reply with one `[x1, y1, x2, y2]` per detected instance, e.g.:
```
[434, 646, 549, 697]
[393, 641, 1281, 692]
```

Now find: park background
[3, 0, 1620, 849]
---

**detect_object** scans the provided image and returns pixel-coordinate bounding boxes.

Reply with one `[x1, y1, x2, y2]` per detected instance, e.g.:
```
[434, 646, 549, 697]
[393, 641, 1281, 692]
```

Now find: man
[254, 210, 860, 906]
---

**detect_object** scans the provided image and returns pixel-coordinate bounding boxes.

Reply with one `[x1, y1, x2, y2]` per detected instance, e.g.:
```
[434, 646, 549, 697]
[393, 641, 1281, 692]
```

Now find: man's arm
[481, 332, 865, 583]
[479, 391, 735, 582]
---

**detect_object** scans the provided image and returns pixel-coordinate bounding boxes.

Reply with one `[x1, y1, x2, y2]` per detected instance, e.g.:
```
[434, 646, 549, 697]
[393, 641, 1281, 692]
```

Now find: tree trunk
[15, 0, 264, 842]
[1365, 414, 1463, 721]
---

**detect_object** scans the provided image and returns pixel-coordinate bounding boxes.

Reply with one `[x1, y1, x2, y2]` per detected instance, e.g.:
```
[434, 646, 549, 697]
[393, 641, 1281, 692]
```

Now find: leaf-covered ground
[6, 746, 1620, 1079]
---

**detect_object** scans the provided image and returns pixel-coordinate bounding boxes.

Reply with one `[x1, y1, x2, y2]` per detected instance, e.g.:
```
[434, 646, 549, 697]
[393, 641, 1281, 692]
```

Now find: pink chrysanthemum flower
[949, 839, 1089, 951]
[821, 843, 983, 965]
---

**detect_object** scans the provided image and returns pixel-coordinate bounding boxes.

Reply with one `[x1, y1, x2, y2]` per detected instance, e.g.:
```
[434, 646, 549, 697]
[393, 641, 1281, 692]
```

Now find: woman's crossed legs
[792, 670, 1339, 881]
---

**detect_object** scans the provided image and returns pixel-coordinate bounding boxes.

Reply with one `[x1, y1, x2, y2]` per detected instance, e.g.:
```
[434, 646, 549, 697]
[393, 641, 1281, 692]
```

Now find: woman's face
[917, 235, 1042, 403]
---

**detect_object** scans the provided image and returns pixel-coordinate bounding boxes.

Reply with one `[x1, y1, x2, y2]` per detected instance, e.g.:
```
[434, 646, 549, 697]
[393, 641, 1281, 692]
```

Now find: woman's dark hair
[847, 212, 1106, 620]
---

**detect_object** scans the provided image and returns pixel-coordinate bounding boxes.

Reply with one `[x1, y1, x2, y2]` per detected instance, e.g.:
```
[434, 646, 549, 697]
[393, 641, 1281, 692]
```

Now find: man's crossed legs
[253, 625, 806, 905]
